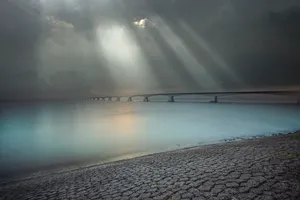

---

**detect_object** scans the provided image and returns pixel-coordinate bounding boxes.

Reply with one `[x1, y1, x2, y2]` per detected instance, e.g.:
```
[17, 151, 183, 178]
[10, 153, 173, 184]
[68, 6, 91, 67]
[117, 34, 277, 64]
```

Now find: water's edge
[1, 130, 299, 185]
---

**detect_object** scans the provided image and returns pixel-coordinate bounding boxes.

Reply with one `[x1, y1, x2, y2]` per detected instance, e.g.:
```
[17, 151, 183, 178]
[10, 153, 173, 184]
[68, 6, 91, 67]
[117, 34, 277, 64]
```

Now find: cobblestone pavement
[1, 133, 300, 200]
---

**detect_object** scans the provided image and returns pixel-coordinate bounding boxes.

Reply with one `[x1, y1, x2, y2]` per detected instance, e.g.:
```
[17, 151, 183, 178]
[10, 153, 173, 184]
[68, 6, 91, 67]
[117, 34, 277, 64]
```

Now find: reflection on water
[111, 104, 137, 135]
[0, 101, 300, 179]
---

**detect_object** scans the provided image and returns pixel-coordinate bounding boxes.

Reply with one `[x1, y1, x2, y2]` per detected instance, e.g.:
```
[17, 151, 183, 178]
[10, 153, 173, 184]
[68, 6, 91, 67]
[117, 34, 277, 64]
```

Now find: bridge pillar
[128, 97, 132, 102]
[211, 96, 218, 103]
[168, 96, 175, 102]
[144, 97, 149, 102]
[116, 97, 121, 101]
[108, 97, 112, 101]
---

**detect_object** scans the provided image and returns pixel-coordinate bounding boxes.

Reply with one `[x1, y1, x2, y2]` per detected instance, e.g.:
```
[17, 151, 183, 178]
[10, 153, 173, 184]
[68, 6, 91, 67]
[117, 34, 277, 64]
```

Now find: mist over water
[1, 100, 300, 180]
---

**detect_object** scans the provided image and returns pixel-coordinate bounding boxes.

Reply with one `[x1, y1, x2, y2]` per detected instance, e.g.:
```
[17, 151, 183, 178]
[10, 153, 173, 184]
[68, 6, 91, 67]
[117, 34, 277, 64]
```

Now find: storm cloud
[1, 0, 300, 100]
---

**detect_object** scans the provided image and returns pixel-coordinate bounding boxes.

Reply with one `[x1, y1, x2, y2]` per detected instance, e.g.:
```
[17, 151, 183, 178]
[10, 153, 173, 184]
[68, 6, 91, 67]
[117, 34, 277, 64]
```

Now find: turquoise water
[0, 100, 300, 179]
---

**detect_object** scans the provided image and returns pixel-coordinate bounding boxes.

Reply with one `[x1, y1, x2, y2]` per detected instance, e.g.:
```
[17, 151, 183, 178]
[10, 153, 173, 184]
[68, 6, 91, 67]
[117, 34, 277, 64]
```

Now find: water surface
[0, 100, 300, 180]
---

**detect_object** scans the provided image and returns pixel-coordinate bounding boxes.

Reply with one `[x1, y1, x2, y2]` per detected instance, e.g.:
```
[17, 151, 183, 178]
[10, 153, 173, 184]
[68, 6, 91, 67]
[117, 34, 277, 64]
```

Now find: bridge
[85, 90, 300, 104]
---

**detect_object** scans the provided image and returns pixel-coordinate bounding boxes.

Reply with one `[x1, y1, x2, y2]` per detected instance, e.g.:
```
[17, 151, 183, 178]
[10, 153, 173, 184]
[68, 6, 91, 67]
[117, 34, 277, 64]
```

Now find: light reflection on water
[0, 101, 300, 179]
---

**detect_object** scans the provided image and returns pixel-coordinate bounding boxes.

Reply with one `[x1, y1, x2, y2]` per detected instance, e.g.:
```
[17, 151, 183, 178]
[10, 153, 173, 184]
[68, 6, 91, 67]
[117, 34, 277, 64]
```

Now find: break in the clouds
[0, 0, 300, 100]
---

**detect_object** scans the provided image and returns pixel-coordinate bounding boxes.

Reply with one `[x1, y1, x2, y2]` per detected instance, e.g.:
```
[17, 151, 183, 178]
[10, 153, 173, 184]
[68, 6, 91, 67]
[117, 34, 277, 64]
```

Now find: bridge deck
[85, 90, 300, 103]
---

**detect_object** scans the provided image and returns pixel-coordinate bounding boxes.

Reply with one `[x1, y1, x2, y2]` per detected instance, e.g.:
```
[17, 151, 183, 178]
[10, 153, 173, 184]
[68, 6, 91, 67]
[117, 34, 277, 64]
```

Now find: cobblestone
[0, 132, 299, 200]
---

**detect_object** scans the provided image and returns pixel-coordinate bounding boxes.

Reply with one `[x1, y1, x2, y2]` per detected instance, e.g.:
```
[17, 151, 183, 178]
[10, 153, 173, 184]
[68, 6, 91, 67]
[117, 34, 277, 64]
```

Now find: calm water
[1, 99, 300, 179]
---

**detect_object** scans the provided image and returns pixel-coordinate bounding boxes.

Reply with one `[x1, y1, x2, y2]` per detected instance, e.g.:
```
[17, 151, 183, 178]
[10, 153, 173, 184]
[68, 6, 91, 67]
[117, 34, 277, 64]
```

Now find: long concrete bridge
[85, 90, 300, 104]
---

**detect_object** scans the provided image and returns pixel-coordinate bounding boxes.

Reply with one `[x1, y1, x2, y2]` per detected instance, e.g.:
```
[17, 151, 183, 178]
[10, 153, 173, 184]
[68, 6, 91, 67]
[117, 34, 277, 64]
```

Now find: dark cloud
[0, 0, 300, 100]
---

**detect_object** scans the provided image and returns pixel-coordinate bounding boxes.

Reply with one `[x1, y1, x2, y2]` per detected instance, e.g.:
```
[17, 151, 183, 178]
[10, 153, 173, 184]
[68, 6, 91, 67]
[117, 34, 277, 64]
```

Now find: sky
[0, 0, 300, 100]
